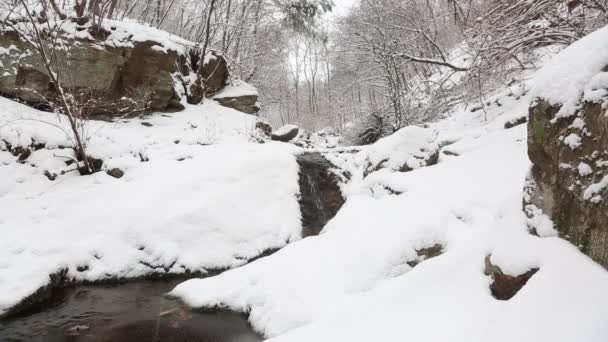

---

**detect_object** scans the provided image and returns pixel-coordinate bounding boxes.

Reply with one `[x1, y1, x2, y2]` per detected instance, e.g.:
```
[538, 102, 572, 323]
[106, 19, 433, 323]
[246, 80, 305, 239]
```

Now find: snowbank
[532, 24, 608, 118]
[0, 98, 302, 315]
[172, 81, 608, 341]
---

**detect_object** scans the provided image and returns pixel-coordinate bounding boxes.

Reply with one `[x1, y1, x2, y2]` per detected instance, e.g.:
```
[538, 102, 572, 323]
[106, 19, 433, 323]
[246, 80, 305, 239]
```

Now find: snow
[0, 98, 303, 315]
[532, 25, 608, 119]
[0, 45, 17, 55]
[563, 133, 582, 149]
[274, 124, 299, 136]
[324, 125, 439, 198]
[570, 117, 586, 129]
[172, 80, 608, 341]
[4, 16, 193, 55]
[214, 79, 259, 99]
[1, 20, 607, 342]
[584, 175, 608, 202]
[578, 162, 593, 176]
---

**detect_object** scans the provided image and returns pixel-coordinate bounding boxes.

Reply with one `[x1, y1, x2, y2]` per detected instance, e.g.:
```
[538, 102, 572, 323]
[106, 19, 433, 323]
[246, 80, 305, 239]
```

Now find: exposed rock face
[297, 152, 345, 237]
[484, 255, 538, 300]
[189, 51, 230, 104]
[1, 24, 259, 117]
[0, 30, 184, 118]
[200, 51, 229, 95]
[272, 125, 300, 142]
[214, 94, 259, 114]
[213, 79, 260, 114]
[525, 95, 608, 268]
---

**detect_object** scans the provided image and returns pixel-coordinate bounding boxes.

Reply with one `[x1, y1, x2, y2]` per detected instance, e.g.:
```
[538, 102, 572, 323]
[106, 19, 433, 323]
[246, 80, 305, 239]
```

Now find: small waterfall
[296, 152, 345, 237]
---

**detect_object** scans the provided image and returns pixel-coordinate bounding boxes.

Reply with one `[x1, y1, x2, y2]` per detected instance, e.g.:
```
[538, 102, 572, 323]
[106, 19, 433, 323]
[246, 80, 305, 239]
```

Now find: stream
[0, 153, 346, 342]
[0, 279, 262, 342]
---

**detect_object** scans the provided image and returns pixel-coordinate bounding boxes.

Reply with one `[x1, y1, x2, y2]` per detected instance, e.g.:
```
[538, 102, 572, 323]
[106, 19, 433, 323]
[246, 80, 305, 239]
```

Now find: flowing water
[0, 279, 262, 342]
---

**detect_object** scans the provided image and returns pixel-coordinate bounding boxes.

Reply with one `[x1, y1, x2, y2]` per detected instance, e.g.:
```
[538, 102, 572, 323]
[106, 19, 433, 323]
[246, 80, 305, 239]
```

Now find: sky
[331, 0, 356, 16]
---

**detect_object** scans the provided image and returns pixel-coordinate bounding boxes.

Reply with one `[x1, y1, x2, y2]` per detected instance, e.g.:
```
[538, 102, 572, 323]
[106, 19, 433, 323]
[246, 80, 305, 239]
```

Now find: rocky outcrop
[297, 152, 345, 237]
[0, 29, 184, 118]
[526, 95, 608, 268]
[272, 125, 300, 142]
[0, 21, 260, 117]
[189, 51, 230, 104]
[524, 26, 608, 269]
[199, 51, 229, 95]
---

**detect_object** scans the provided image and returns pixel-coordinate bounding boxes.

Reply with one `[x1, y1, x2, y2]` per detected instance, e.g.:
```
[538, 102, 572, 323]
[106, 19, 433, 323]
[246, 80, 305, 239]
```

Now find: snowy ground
[171, 80, 608, 340]
[2, 28, 608, 341]
[0, 99, 302, 315]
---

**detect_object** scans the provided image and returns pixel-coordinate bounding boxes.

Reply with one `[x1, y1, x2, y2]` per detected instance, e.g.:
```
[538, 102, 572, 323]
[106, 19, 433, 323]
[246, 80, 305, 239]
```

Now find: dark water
[0, 279, 263, 342]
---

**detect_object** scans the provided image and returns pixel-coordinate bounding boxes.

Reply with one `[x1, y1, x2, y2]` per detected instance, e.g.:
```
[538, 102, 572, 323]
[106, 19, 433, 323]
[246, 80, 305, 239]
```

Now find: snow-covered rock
[214, 79, 260, 114]
[526, 24, 608, 269]
[272, 125, 300, 142]
[0, 19, 188, 117]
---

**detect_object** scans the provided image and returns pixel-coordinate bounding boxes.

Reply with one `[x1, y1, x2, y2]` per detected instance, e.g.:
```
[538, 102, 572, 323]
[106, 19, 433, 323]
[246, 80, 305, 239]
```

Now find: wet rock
[272, 125, 300, 142]
[484, 255, 538, 300]
[2, 268, 68, 318]
[297, 152, 345, 237]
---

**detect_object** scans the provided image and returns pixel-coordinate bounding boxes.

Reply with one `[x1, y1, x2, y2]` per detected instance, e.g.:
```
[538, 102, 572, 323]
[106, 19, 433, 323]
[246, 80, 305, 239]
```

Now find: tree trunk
[189, 0, 218, 104]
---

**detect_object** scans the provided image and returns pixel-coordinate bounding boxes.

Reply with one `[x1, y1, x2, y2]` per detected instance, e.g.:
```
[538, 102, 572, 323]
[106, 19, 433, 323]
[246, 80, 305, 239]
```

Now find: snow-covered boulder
[213, 79, 260, 114]
[0, 19, 195, 117]
[272, 124, 300, 142]
[526, 24, 608, 268]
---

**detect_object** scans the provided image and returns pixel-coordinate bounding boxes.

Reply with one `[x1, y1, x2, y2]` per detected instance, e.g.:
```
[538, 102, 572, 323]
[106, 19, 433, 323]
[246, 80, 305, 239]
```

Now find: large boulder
[0, 24, 185, 118]
[213, 79, 259, 114]
[0, 20, 263, 117]
[525, 26, 608, 268]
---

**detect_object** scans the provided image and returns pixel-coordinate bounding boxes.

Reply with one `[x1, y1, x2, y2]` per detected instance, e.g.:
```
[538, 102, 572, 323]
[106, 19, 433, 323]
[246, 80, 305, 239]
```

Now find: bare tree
[9, 0, 95, 172]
